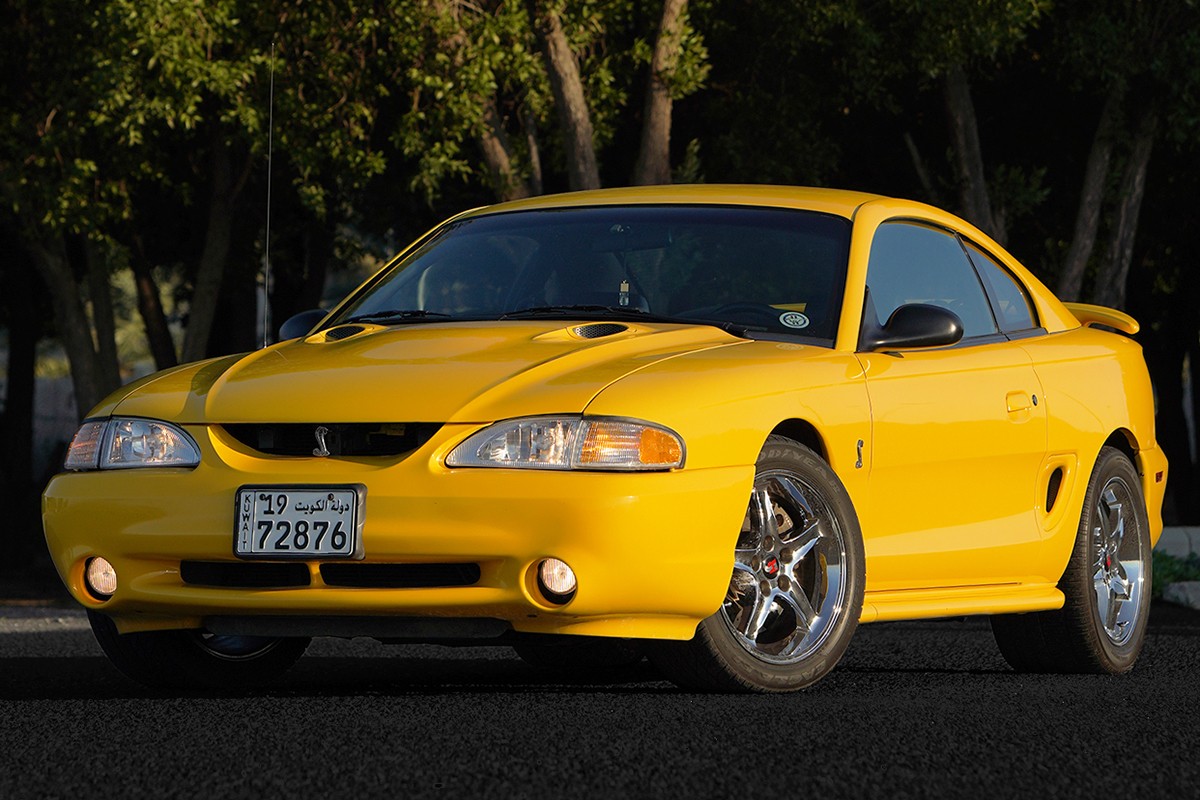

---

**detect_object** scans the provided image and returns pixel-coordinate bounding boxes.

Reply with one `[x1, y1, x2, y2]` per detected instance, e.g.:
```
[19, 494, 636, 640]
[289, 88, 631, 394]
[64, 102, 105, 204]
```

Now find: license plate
[234, 485, 365, 559]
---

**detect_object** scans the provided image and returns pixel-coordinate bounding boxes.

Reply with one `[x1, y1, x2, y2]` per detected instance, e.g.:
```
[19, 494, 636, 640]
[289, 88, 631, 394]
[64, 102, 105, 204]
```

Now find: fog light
[537, 558, 577, 604]
[85, 557, 117, 599]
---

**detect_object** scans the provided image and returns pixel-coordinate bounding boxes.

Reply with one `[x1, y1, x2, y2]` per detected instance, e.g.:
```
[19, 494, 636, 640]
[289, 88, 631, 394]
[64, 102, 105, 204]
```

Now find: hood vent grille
[324, 325, 367, 341]
[572, 323, 628, 339]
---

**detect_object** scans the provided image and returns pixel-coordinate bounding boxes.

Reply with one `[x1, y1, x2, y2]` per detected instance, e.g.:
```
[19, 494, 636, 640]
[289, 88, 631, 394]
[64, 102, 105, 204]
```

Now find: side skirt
[859, 583, 1065, 624]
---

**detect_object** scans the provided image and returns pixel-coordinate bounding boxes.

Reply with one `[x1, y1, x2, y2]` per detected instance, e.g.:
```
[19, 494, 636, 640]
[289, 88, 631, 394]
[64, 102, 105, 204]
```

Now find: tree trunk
[479, 96, 532, 201]
[207, 248, 258, 356]
[902, 131, 941, 206]
[1, 258, 38, 559]
[27, 237, 117, 417]
[943, 64, 1000, 243]
[1188, 343, 1200, 523]
[182, 139, 239, 363]
[84, 239, 121, 389]
[427, 0, 531, 201]
[530, 1, 601, 190]
[1091, 110, 1158, 309]
[130, 236, 178, 371]
[270, 222, 332, 332]
[1056, 88, 1123, 302]
[523, 106, 544, 196]
[633, 0, 688, 185]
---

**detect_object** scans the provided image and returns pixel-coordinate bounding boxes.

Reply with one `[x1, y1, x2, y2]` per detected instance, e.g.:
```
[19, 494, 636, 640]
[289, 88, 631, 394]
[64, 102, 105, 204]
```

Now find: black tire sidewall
[1067, 447, 1152, 672]
[698, 436, 865, 691]
[88, 611, 308, 690]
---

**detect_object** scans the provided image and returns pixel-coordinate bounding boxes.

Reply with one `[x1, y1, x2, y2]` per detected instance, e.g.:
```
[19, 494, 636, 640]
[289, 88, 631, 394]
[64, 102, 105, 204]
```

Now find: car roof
[459, 185, 885, 220]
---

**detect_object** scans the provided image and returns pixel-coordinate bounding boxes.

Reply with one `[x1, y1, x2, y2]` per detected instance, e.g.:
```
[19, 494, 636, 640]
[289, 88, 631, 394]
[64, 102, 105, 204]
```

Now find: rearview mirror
[278, 309, 328, 341]
[861, 303, 964, 351]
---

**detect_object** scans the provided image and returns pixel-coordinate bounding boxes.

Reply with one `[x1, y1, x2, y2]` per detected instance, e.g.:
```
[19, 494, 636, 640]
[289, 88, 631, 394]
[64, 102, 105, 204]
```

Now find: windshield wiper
[499, 304, 769, 338]
[338, 309, 453, 325]
[500, 304, 668, 320]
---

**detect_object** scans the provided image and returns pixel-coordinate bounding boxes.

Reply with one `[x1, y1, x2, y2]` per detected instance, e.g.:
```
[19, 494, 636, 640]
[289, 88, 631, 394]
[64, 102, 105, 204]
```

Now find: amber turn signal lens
[577, 420, 684, 469]
[639, 427, 683, 466]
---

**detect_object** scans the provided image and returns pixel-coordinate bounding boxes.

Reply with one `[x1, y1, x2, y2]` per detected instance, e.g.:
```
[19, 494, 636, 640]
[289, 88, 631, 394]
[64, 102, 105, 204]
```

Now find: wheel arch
[769, 419, 828, 462]
[1103, 426, 1166, 547]
[1103, 428, 1137, 464]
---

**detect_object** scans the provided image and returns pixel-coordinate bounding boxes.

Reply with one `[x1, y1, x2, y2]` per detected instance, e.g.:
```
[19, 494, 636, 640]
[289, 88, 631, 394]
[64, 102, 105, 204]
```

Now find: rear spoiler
[1062, 302, 1139, 335]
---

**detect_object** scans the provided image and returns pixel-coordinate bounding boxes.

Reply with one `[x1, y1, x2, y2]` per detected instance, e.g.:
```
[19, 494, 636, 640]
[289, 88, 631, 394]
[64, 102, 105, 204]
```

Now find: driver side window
[865, 222, 998, 340]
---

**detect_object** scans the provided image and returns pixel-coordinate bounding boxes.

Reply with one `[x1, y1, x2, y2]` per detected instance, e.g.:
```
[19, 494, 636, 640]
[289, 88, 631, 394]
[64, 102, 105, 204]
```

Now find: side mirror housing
[278, 309, 328, 341]
[861, 303, 964, 351]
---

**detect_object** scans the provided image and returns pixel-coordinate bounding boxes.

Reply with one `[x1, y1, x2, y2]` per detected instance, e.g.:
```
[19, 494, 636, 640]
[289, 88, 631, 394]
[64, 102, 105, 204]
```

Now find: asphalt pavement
[2, 602, 1198, 799]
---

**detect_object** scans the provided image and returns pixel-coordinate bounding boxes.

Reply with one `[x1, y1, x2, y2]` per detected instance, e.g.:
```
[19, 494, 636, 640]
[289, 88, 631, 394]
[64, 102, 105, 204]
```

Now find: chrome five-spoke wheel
[646, 436, 864, 692]
[723, 470, 848, 665]
[1091, 475, 1145, 646]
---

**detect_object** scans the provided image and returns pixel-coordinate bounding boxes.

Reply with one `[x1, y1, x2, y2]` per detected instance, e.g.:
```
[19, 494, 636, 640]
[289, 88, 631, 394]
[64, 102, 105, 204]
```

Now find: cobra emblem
[313, 425, 331, 458]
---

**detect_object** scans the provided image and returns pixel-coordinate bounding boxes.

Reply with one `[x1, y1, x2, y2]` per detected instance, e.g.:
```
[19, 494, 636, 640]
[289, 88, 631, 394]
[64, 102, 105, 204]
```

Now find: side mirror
[278, 309, 328, 341]
[861, 303, 964, 351]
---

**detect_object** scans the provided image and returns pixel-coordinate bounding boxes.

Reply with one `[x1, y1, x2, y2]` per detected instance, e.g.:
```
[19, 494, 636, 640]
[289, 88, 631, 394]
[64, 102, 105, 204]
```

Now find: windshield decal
[779, 311, 810, 329]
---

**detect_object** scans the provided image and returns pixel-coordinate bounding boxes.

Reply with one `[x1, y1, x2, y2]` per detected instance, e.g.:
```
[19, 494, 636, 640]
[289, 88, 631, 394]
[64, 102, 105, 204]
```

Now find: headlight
[446, 416, 684, 471]
[64, 418, 201, 471]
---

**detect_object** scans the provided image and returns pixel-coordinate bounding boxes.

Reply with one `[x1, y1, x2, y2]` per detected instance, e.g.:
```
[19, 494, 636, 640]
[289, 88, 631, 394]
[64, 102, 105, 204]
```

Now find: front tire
[991, 446, 1152, 673]
[647, 436, 865, 692]
[88, 611, 309, 690]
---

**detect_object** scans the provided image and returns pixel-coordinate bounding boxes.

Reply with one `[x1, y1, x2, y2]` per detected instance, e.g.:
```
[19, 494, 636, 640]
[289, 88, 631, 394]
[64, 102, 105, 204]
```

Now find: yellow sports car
[43, 186, 1167, 692]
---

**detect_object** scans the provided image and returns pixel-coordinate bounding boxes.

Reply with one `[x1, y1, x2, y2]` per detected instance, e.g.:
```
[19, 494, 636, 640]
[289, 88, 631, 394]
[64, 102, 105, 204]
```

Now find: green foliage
[893, 0, 1050, 75]
[1152, 550, 1200, 599]
[673, 138, 704, 184]
[990, 163, 1050, 222]
[392, 0, 548, 201]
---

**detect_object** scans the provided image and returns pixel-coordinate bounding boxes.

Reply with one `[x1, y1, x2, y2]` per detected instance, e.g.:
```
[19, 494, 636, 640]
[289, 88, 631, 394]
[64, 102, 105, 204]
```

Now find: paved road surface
[2, 603, 1198, 798]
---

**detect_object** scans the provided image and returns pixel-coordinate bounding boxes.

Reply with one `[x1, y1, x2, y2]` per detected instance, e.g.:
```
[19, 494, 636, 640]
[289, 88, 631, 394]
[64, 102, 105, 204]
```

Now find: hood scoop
[323, 324, 368, 341]
[571, 323, 629, 340]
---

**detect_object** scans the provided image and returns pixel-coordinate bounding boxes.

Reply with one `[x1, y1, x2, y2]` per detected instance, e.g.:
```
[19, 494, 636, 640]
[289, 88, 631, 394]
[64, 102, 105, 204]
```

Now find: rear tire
[991, 446, 1152, 673]
[647, 436, 865, 692]
[88, 611, 309, 690]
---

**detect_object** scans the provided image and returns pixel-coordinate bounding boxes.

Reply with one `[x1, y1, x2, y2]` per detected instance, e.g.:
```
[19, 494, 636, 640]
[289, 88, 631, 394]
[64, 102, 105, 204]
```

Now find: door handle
[1006, 390, 1034, 413]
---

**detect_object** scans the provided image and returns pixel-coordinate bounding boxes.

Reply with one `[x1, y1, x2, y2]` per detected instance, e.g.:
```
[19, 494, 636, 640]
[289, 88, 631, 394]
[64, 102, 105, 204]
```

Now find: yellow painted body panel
[43, 185, 1166, 640]
[854, 343, 1050, 590]
[105, 321, 743, 424]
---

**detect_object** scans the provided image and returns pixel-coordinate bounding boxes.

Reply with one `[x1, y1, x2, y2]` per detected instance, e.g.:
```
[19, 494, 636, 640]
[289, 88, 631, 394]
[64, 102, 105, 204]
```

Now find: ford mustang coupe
[43, 186, 1166, 692]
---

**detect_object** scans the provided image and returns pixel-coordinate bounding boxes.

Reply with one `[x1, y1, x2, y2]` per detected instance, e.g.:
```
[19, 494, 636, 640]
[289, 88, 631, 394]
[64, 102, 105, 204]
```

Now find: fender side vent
[572, 323, 628, 339]
[1046, 467, 1064, 513]
[324, 325, 367, 341]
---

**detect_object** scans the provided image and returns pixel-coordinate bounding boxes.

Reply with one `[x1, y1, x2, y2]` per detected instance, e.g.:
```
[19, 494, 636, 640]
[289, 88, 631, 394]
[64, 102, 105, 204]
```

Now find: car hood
[106, 321, 747, 424]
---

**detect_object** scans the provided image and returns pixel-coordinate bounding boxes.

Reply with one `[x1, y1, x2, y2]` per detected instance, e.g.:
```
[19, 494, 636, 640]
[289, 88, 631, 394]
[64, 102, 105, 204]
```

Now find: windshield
[332, 205, 851, 344]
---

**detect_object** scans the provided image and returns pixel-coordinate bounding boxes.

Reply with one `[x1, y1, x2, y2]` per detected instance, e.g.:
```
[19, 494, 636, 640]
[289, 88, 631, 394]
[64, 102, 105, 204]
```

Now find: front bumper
[43, 423, 753, 638]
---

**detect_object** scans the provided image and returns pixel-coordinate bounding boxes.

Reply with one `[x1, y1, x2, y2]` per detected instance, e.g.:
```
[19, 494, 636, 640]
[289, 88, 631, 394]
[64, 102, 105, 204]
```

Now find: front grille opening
[320, 563, 481, 589]
[1046, 467, 1064, 513]
[181, 560, 310, 588]
[223, 422, 442, 458]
